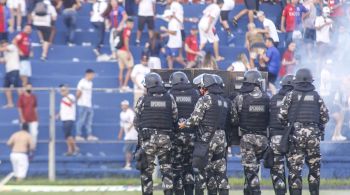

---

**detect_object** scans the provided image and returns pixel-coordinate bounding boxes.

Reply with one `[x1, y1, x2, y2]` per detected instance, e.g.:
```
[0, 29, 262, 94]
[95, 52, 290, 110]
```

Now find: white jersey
[199, 4, 221, 31]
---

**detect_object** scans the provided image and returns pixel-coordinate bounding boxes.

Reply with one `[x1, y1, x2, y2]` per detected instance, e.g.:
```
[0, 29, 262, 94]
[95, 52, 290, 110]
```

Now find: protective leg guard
[184, 184, 194, 195]
[243, 189, 250, 195]
[194, 188, 204, 195]
[289, 189, 302, 195]
[207, 189, 217, 195]
[218, 189, 229, 195]
[143, 192, 153, 195]
[309, 183, 319, 195]
[163, 189, 173, 195]
[174, 189, 184, 195]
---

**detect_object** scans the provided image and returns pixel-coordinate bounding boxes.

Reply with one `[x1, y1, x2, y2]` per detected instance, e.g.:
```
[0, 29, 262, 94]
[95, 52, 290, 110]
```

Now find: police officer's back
[179, 74, 230, 195]
[278, 69, 329, 195]
[168, 71, 200, 195]
[268, 75, 294, 195]
[134, 72, 178, 195]
[231, 70, 270, 195]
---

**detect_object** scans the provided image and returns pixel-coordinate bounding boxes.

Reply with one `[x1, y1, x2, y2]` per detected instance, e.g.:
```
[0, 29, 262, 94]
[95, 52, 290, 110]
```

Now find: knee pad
[273, 178, 286, 190]
[290, 177, 302, 190]
[245, 169, 260, 189]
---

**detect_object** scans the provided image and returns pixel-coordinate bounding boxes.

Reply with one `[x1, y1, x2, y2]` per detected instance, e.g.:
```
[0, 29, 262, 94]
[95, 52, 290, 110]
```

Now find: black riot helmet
[243, 70, 262, 85]
[294, 68, 313, 83]
[169, 71, 189, 85]
[212, 74, 225, 88]
[193, 73, 216, 88]
[143, 72, 163, 89]
[280, 74, 294, 86]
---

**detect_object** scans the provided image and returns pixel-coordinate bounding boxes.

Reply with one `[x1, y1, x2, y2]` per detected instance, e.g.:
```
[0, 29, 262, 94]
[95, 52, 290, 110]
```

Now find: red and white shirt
[120, 27, 131, 51]
[185, 34, 199, 62]
[14, 32, 31, 58]
[60, 94, 76, 121]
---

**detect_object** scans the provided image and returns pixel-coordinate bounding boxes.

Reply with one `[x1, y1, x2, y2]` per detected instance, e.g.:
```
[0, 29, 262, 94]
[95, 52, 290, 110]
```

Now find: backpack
[112, 30, 124, 49]
[34, 2, 48, 16]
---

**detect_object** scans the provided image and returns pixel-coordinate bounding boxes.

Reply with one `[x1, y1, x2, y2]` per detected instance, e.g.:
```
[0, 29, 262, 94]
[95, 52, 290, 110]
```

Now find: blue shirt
[266, 46, 281, 75]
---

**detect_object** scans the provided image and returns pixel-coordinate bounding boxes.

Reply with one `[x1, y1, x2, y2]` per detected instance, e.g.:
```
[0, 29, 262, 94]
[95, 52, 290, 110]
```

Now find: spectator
[131, 53, 151, 105]
[198, 0, 225, 61]
[7, 0, 25, 31]
[124, 0, 136, 16]
[331, 80, 347, 141]
[227, 53, 249, 72]
[106, 0, 128, 60]
[0, 40, 21, 108]
[13, 24, 32, 86]
[281, 0, 308, 44]
[168, 0, 184, 59]
[145, 31, 164, 69]
[185, 26, 200, 68]
[0, 1, 13, 41]
[18, 84, 39, 148]
[315, 7, 333, 62]
[232, 0, 259, 25]
[279, 41, 297, 78]
[57, 0, 81, 46]
[135, 0, 156, 45]
[245, 22, 265, 69]
[58, 84, 78, 156]
[260, 37, 281, 94]
[32, 0, 57, 61]
[303, 0, 317, 57]
[76, 69, 99, 141]
[200, 51, 218, 70]
[257, 11, 280, 47]
[7, 123, 34, 181]
[117, 18, 134, 90]
[161, 10, 186, 69]
[90, 0, 108, 56]
[220, 0, 235, 39]
[328, 0, 345, 24]
[118, 100, 138, 170]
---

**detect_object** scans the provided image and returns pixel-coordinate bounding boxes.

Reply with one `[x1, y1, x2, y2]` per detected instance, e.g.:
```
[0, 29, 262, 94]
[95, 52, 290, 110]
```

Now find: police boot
[143, 192, 153, 195]
[275, 189, 285, 195]
[289, 189, 302, 195]
[310, 190, 319, 195]
[251, 190, 261, 195]
[207, 189, 217, 195]
[243, 189, 250, 195]
[194, 188, 204, 195]
[218, 189, 229, 195]
[164, 189, 173, 195]
[174, 189, 184, 195]
[184, 184, 194, 195]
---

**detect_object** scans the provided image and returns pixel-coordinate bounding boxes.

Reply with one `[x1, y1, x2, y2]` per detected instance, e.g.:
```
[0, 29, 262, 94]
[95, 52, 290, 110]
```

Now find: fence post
[48, 88, 56, 181]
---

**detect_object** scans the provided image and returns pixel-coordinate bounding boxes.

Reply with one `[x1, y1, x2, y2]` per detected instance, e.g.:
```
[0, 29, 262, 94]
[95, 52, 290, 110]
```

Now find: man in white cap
[118, 100, 138, 170]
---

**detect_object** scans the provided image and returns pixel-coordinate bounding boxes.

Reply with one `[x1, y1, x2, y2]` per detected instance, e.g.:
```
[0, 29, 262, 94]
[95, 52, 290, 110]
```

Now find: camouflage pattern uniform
[172, 130, 196, 192]
[231, 87, 269, 195]
[134, 94, 178, 194]
[185, 94, 230, 194]
[269, 135, 286, 194]
[279, 91, 329, 195]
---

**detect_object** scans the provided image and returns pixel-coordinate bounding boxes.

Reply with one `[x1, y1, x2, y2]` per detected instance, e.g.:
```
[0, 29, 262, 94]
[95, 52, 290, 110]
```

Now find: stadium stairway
[0, 2, 349, 179]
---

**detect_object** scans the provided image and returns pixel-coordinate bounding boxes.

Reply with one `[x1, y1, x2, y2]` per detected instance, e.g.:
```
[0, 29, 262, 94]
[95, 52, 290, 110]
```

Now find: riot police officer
[179, 74, 230, 195]
[169, 71, 200, 195]
[134, 72, 178, 195]
[231, 70, 270, 195]
[268, 75, 294, 195]
[278, 69, 329, 195]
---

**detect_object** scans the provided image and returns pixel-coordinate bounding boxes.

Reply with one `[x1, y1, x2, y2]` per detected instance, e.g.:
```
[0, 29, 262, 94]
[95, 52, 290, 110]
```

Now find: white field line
[0, 185, 142, 192]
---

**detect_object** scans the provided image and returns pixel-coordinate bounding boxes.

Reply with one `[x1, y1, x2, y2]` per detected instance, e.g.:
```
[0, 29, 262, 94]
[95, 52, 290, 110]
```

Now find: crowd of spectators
[1, 0, 350, 176]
